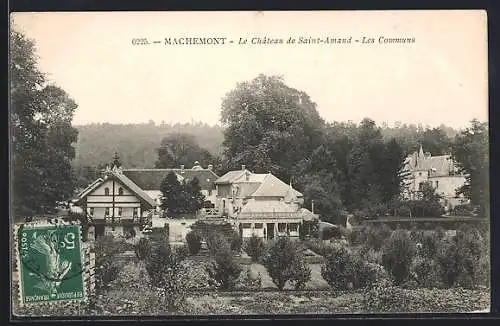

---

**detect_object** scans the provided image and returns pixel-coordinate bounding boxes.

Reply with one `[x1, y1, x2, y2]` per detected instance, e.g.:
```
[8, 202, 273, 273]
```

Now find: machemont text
[164, 37, 228, 45]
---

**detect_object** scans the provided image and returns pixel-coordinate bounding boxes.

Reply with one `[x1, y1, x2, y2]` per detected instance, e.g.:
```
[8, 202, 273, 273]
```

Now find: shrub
[321, 245, 356, 291]
[321, 225, 346, 240]
[355, 260, 390, 289]
[244, 235, 266, 262]
[145, 243, 189, 312]
[303, 239, 336, 257]
[347, 225, 366, 246]
[435, 226, 486, 289]
[411, 256, 441, 288]
[135, 237, 152, 260]
[236, 267, 262, 290]
[289, 259, 312, 290]
[299, 219, 320, 239]
[206, 248, 242, 290]
[263, 237, 311, 290]
[185, 230, 202, 255]
[94, 236, 126, 291]
[366, 224, 392, 250]
[418, 232, 439, 259]
[381, 229, 416, 285]
[228, 230, 243, 253]
[451, 204, 476, 216]
[206, 232, 230, 256]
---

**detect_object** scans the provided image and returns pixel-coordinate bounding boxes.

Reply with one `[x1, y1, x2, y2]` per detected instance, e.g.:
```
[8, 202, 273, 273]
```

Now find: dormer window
[118, 187, 124, 195]
[104, 187, 110, 196]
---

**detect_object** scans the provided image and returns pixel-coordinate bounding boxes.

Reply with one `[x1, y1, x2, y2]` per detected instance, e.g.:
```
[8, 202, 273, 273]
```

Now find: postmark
[14, 220, 87, 306]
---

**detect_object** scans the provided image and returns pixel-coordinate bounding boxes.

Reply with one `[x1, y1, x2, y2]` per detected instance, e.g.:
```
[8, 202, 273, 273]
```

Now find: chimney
[311, 200, 315, 214]
[241, 164, 246, 171]
[180, 164, 185, 173]
[207, 164, 213, 171]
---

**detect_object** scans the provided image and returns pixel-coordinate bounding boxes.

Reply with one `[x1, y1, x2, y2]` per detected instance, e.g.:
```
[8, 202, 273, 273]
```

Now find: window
[105, 207, 110, 217]
[118, 207, 122, 217]
[418, 182, 424, 191]
[278, 223, 286, 233]
[89, 208, 94, 217]
[435, 180, 439, 189]
[104, 187, 110, 196]
[254, 223, 263, 229]
[241, 223, 251, 229]
[289, 223, 299, 232]
[133, 207, 138, 217]
[118, 187, 124, 195]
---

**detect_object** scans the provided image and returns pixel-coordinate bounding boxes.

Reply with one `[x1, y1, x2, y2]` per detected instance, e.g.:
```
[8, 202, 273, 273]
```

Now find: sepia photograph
[10, 10, 489, 317]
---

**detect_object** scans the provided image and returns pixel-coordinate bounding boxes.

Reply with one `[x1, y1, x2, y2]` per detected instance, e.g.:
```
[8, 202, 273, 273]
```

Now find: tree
[263, 237, 311, 290]
[420, 127, 453, 156]
[155, 132, 214, 168]
[379, 138, 406, 203]
[220, 74, 324, 182]
[11, 28, 78, 217]
[160, 171, 185, 214]
[452, 120, 489, 216]
[160, 172, 206, 216]
[244, 235, 266, 262]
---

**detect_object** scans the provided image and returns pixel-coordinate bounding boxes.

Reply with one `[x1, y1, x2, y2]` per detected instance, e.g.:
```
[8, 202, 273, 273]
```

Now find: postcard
[10, 10, 489, 317]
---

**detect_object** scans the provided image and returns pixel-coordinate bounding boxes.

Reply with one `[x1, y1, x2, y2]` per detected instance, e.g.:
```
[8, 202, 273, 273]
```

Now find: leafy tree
[159, 172, 205, 216]
[11, 28, 78, 217]
[263, 237, 311, 290]
[379, 138, 407, 203]
[420, 127, 453, 155]
[220, 74, 324, 182]
[155, 132, 214, 168]
[452, 119, 489, 216]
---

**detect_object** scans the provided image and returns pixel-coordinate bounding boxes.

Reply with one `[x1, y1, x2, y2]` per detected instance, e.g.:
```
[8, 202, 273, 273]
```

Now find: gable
[250, 174, 303, 198]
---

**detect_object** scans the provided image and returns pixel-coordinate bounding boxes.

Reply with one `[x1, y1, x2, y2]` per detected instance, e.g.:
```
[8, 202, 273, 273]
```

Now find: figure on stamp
[29, 230, 72, 295]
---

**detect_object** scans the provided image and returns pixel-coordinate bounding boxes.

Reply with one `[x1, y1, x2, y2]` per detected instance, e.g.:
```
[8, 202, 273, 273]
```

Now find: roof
[122, 168, 219, 190]
[108, 172, 156, 207]
[251, 174, 303, 198]
[73, 171, 156, 207]
[74, 178, 103, 201]
[404, 151, 457, 177]
[215, 170, 248, 184]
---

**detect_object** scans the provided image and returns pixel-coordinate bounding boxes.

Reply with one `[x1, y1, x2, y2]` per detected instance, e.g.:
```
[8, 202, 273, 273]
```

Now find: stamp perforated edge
[13, 218, 89, 311]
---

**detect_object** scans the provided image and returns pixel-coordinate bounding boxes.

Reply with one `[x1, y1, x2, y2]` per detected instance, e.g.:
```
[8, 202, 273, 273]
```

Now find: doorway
[266, 223, 274, 240]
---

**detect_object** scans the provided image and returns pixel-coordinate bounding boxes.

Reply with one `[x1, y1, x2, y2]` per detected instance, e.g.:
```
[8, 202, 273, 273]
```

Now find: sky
[11, 11, 488, 129]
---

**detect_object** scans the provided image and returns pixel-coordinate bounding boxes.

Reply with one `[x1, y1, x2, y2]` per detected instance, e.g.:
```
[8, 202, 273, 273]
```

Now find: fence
[365, 216, 488, 230]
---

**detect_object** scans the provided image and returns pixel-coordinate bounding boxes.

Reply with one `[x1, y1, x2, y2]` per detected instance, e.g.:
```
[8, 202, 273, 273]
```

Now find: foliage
[321, 245, 357, 291]
[236, 267, 263, 290]
[155, 132, 214, 169]
[206, 248, 242, 290]
[244, 235, 266, 262]
[135, 237, 152, 260]
[451, 204, 479, 216]
[144, 243, 189, 312]
[11, 28, 79, 217]
[436, 226, 487, 289]
[299, 219, 320, 239]
[452, 119, 489, 216]
[381, 229, 416, 285]
[220, 74, 325, 182]
[185, 230, 202, 255]
[94, 236, 127, 291]
[228, 230, 243, 253]
[206, 232, 231, 256]
[320, 224, 347, 240]
[263, 237, 311, 290]
[411, 256, 441, 288]
[159, 172, 205, 215]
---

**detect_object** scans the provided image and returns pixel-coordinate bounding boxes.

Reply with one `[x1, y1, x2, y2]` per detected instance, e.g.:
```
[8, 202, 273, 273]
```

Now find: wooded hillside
[73, 122, 224, 169]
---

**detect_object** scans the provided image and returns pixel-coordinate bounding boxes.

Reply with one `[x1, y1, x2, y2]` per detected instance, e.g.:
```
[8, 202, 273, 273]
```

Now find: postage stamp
[14, 221, 87, 306]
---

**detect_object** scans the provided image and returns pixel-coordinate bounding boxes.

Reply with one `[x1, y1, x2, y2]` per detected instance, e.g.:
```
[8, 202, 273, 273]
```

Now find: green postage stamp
[14, 222, 86, 306]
